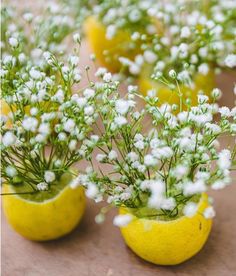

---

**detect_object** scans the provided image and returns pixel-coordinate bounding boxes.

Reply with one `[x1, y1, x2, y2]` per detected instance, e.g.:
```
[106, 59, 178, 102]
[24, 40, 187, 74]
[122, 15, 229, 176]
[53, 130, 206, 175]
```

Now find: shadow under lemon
[2, 172, 85, 241]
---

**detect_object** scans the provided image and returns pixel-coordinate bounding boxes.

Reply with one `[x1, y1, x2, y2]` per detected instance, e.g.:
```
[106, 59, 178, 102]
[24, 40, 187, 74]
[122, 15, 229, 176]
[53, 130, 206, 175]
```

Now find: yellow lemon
[1, 99, 11, 116]
[119, 193, 212, 265]
[138, 67, 216, 108]
[1, 99, 13, 127]
[84, 16, 140, 73]
[2, 173, 85, 241]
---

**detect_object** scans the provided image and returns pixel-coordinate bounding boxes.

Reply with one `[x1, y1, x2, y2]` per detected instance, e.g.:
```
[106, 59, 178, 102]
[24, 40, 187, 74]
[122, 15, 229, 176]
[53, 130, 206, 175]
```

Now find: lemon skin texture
[119, 193, 212, 265]
[84, 16, 140, 73]
[138, 69, 216, 108]
[3, 180, 85, 241]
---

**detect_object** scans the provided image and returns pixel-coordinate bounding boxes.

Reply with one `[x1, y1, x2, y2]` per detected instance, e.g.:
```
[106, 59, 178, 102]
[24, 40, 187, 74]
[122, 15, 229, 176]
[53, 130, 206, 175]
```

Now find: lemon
[1, 99, 13, 127]
[138, 67, 216, 108]
[2, 173, 85, 241]
[119, 193, 212, 265]
[84, 16, 140, 73]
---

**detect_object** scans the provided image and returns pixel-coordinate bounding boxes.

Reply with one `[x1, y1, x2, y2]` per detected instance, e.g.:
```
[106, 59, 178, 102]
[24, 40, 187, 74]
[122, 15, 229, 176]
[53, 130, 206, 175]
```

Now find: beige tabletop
[1, 1, 236, 275]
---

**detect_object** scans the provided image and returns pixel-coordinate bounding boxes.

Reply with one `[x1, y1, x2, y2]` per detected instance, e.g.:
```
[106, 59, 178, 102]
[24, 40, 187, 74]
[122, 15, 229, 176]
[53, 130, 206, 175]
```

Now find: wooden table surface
[1, 1, 236, 275]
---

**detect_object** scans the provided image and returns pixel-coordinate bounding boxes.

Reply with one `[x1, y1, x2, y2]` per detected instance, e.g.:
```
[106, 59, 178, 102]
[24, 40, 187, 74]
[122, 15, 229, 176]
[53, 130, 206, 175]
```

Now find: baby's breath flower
[203, 207, 216, 219]
[115, 99, 130, 115]
[37, 182, 49, 191]
[2, 131, 16, 147]
[183, 202, 198, 218]
[225, 54, 236, 68]
[9, 37, 18, 48]
[44, 171, 56, 183]
[103, 72, 112, 82]
[113, 214, 132, 227]
[73, 33, 81, 43]
[108, 150, 118, 161]
[5, 166, 17, 178]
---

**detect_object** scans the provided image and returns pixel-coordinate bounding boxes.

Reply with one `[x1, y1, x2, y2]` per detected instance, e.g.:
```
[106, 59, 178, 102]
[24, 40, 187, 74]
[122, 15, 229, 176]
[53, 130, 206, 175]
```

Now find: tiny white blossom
[144, 154, 158, 167]
[58, 132, 67, 141]
[203, 206, 216, 219]
[198, 95, 209, 104]
[30, 107, 38, 116]
[37, 182, 48, 191]
[219, 106, 231, 117]
[106, 25, 116, 40]
[108, 150, 118, 160]
[225, 54, 236, 68]
[211, 88, 222, 99]
[183, 202, 198, 217]
[95, 67, 107, 77]
[161, 197, 176, 210]
[2, 131, 16, 147]
[5, 166, 17, 177]
[134, 140, 145, 150]
[84, 105, 94, 116]
[22, 117, 38, 132]
[29, 68, 42, 80]
[212, 180, 226, 190]
[69, 140, 77, 151]
[103, 73, 112, 82]
[9, 37, 18, 48]
[69, 55, 79, 66]
[184, 180, 206, 195]
[38, 123, 50, 135]
[96, 154, 106, 162]
[86, 183, 99, 199]
[95, 213, 105, 224]
[44, 171, 56, 183]
[115, 99, 130, 115]
[70, 177, 80, 189]
[113, 214, 132, 227]
[83, 88, 95, 99]
[169, 69, 176, 79]
[73, 33, 81, 43]
[64, 119, 75, 133]
[198, 63, 209, 75]
[127, 152, 139, 162]
[143, 50, 157, 64]
[180, 26, 191, 38]
[114, 116, 127, 127]
[23, 12, 33, 22]
[217, 149, 231, 170]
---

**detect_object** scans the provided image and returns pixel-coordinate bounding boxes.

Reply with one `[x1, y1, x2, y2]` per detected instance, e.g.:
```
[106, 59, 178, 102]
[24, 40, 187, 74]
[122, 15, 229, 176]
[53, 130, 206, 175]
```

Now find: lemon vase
[84, 16, 141, 73]
[2, 172, 85, 241]
[119, 193, 212, 265]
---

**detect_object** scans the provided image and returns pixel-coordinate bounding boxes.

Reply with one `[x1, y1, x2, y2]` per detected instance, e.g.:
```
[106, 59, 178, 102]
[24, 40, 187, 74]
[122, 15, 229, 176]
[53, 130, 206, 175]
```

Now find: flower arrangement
[1, 3, 77, 61]
[83, 0, 236, 83]
[75, 71, 236, 264]
[1, 0, 236, 266]
[78, 73, 236, 219]
[0, 30, 117, 240]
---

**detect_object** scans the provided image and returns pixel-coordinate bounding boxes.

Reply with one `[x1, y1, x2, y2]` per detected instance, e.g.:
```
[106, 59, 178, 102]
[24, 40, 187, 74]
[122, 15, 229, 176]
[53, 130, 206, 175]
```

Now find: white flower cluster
[1, 2, 77, 69]
[92, 0, 236, 80]
[0, 41, 119, 193]
[78, 82, 235, 222]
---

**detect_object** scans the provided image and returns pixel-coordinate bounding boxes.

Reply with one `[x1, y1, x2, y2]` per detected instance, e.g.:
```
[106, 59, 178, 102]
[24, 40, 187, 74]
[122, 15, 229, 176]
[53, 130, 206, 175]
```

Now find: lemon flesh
[2, 173, 85, 241]
[84, 16, 140, 73]
[138, 68, 216, 108]
[119, 193, 212, 265]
